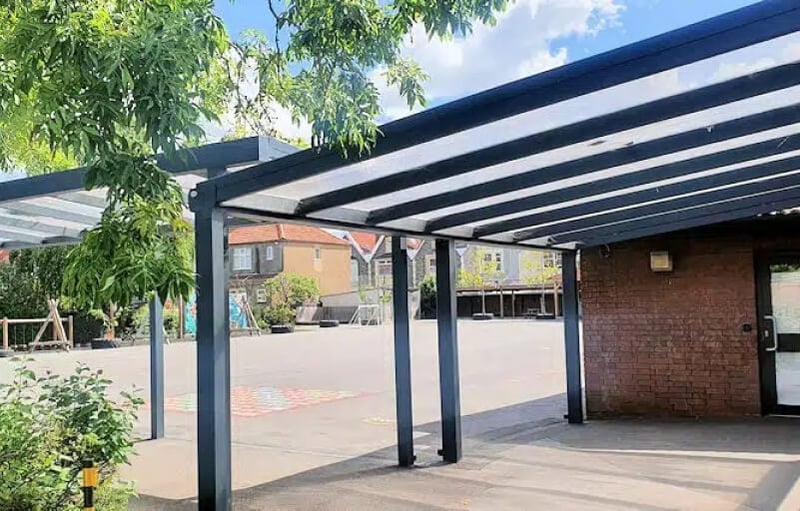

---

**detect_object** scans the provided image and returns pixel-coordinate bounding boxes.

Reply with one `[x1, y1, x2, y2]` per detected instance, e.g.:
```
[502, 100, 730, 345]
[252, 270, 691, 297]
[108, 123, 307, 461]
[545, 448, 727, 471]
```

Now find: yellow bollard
[81, 461, 98, 511]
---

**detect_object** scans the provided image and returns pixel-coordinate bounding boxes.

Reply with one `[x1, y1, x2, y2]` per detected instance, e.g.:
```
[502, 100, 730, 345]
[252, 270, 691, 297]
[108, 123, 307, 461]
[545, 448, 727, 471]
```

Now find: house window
[256, 288, 268, 303]
[543, 252, 561, 269]
[483, 251, 503, 272]
[232, 247, 253, 271]
[427, 256, 436, 275]
[351, 259, 359, 288]
[266, 245, 274, 261]
[314, 247, 322, 260]
[377, 259, 392, 276]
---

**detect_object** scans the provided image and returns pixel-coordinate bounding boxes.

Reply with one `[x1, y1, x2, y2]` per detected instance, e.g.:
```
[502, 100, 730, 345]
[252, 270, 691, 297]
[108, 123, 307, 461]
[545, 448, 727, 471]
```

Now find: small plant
[89, 303, 122, 339]
[0, 359, 142, 510]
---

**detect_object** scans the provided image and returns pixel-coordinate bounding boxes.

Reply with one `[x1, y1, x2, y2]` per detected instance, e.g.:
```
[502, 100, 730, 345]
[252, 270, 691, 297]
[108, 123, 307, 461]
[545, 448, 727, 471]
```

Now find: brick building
[580, 214, 800, 418]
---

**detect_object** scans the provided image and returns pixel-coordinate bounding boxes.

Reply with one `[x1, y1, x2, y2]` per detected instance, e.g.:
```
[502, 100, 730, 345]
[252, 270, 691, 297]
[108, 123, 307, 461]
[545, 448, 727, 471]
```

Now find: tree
[521, 251, 560, 314]
[457, 246, 504, 314]
[226, 0, 511, 152]
[0, 0, 226, 310]
[0, 1, 514, 310]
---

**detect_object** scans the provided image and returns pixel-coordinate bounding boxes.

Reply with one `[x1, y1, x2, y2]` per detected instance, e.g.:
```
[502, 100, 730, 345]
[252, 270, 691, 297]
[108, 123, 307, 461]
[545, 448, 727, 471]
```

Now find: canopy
[0, 137, 296, 248]
[189, 0, 800, 250]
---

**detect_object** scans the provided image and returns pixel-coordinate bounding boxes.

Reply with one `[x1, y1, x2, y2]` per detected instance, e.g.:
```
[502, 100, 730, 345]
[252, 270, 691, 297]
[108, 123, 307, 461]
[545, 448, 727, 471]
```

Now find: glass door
[757, 256, 800, 414]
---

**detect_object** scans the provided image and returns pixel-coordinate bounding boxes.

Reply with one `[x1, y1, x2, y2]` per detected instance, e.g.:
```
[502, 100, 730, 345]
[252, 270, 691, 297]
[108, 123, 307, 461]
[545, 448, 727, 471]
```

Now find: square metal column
[391, 237, 415, 467]
[195, 207, 232, 510]
[562, 251, 583, 424]
[149, 296, 165, 440]
[435, 239, 462, 463]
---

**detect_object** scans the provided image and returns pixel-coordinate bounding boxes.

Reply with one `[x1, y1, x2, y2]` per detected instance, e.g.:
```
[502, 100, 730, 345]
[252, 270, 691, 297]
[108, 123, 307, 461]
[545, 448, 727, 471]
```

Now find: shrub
[163, 308, 180, 337]
[261, 273, 319, 327]
[420, 274, 436, 319]
[260, 303, 296, 326]
[0, 360, 142, 510]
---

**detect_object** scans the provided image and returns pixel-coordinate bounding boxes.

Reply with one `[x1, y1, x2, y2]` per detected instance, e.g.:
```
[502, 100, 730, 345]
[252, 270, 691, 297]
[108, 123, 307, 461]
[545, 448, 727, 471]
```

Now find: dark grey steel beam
[435, 239, 462, 463]
[391, 237, 415, 467]
[0, 227, 46, 244]
[296, 63, 800, 215]
[556, 185, 800, 246]
[562, 251, 583, 424]
[0, 137, 277, 206]
[204, 0, 800, 204]
[149, 296, 165, 440]
[509, 157, 800, 241]
[577, 196, 800, 248]
[372, 104, 800, 228]
[0, 236, 81, 249]
[476, 152, 800, 238]
[218, 204, 557, 251]
[195, 207, 232, 511]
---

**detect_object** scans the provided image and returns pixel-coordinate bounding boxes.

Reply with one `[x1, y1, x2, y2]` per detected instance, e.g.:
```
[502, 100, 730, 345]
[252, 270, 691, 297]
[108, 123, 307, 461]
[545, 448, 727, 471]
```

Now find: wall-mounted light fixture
[650, 251, 673, 272]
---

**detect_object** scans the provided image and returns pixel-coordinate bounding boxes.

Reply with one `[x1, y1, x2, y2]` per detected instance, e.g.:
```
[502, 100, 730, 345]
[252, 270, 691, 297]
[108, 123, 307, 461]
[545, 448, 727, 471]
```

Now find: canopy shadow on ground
[130, 393, 800, 510]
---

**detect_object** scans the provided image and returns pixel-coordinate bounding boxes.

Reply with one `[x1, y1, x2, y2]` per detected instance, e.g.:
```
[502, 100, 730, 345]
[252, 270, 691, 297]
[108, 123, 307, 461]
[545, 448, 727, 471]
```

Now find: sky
[0, 0, 781, 183]
[213, 0, 766, 137]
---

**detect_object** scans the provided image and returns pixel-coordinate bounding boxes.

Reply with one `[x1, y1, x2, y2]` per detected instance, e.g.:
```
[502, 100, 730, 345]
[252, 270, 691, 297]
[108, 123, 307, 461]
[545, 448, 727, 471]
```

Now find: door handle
[765, 315, 778, 352]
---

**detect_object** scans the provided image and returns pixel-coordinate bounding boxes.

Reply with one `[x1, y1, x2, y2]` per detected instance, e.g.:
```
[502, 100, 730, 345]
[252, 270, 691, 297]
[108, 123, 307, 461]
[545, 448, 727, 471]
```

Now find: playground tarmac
[2, 320, 799, 510]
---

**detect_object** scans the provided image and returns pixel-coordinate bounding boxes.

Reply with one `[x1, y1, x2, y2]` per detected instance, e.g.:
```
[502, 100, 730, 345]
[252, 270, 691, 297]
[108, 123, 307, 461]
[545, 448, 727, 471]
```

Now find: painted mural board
[183, 291, 255, 336]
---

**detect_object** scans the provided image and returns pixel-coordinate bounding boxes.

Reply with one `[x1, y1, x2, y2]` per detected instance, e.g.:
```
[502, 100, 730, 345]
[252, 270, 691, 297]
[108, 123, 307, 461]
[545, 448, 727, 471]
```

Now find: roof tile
[229, 224, 349, 246]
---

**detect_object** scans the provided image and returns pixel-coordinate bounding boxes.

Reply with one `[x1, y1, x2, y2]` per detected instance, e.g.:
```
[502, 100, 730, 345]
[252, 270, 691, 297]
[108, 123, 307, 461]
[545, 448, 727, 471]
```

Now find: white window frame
[232, 247, 253, 271]
[266, 245, 274, 261]
[256, 288, 268, 303]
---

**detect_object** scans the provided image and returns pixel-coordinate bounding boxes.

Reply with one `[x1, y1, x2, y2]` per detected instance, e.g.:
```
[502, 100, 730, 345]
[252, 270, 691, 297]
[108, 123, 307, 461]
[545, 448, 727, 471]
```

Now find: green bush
[420, 274, 436, 319]
[0, 360, 142, 510]
[260, 303, 296, 326]
[163, 308, 180, 337]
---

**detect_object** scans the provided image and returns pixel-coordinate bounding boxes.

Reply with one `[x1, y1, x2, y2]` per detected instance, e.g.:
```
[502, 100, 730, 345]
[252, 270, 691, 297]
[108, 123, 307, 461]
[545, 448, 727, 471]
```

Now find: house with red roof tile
[227, 223, 352, 304]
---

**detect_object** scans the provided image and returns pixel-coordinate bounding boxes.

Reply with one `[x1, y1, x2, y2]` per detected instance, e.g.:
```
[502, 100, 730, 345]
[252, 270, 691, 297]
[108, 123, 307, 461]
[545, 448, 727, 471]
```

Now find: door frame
[755, 251, 800, 415]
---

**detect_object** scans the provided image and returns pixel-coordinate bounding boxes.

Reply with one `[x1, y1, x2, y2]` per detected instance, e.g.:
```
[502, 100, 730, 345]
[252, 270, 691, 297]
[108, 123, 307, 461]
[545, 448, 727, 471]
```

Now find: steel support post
[149, 296, 165, 440]
[435, 239, 462, 463]
[391, 237, 415, 467]
[562, 251, 583, 424]
[195, 207, 232, 510]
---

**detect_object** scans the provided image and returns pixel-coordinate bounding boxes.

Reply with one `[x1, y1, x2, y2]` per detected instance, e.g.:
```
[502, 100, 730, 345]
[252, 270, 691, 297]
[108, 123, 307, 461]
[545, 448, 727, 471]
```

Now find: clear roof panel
[264, 32, 800, 203]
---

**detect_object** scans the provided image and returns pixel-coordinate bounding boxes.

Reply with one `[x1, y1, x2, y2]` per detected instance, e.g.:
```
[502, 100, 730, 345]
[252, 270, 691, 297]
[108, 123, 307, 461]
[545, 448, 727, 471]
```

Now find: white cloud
[378, 0, 625, 120]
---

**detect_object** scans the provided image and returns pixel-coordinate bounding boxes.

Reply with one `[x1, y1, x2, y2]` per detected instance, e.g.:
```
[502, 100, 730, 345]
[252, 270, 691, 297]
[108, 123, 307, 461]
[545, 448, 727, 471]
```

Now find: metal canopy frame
[189, 0, 800, 251]
[0, 136, 295, 248]
[187, 2, 800, 509]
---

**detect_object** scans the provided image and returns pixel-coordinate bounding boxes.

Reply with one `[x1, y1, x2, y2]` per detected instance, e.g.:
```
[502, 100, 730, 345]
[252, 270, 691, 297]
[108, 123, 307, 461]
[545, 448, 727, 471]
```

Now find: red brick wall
[581, 235, 761, 417]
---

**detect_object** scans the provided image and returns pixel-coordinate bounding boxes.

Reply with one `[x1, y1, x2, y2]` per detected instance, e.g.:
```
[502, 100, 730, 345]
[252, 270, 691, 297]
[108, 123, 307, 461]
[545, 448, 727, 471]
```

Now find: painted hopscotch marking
[159, 386, 366, 418]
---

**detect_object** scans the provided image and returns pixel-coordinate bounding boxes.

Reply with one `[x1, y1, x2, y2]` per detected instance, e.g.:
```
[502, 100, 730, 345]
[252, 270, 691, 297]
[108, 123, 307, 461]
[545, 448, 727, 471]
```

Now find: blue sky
[214, 0, 763, 126]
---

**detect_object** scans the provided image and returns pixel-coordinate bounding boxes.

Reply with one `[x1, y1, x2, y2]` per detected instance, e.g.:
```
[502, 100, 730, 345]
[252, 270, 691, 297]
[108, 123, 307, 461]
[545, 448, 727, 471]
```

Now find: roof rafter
[296, 63, 800, 216]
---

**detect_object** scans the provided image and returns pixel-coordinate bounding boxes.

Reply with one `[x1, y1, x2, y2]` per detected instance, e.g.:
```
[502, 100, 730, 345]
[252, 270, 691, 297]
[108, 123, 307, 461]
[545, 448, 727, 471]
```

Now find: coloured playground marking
[160, 386, 366, 418]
